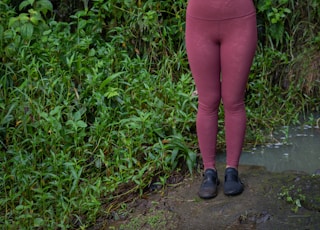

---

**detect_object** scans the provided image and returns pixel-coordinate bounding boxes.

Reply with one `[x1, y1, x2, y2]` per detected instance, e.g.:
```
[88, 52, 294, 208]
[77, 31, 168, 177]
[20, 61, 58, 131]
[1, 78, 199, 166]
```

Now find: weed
[279, 185, 306, 213]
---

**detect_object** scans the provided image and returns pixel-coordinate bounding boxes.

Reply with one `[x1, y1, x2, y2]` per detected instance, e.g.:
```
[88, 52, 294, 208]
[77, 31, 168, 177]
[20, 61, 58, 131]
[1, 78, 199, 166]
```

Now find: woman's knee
[198, 98, 221, 114]
[222, 97, 245, 113]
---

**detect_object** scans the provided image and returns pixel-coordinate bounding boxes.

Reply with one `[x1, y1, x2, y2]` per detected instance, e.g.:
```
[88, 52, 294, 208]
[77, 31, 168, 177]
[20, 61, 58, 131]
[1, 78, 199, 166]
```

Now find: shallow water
[217, 125, 320, 174]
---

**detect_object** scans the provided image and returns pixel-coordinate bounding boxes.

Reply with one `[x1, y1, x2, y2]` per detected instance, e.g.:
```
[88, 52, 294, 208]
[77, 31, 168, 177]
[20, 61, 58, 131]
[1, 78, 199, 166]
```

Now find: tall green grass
[0, 0, 319, 228]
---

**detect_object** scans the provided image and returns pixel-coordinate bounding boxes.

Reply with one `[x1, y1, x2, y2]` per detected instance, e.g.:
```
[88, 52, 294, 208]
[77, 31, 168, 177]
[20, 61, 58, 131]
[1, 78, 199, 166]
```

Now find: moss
[280, 175, 320, 211]
[119, 207, 178, 230]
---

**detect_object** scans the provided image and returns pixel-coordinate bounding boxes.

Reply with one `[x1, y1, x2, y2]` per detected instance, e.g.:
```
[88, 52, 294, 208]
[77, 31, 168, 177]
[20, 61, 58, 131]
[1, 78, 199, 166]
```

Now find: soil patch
[95, 165, 320, 229]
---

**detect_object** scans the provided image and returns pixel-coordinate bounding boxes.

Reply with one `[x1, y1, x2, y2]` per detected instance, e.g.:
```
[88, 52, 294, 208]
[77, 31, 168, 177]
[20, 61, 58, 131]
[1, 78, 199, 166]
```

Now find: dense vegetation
[1, 0, 319, 228]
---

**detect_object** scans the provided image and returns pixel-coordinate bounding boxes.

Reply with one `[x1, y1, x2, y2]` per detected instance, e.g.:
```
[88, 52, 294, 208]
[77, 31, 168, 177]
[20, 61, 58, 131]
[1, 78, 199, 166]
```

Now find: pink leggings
[186, 0, 257, 169]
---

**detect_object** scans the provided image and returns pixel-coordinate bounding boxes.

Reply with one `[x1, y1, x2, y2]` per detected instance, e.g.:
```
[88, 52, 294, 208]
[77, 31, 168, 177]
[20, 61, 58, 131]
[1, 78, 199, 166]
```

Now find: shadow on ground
[97, 165, 320, 230]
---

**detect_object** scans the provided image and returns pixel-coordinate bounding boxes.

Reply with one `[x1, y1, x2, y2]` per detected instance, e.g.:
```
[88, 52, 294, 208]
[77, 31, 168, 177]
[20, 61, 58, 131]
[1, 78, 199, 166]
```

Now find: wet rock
[238, 211, 272, 224]
[291, 175, 320, 211]
[269, 170, 320, 212]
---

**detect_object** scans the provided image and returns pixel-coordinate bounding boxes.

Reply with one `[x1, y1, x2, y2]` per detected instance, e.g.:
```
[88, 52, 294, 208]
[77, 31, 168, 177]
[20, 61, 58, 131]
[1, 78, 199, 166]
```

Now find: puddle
[217, 125, 320, 174]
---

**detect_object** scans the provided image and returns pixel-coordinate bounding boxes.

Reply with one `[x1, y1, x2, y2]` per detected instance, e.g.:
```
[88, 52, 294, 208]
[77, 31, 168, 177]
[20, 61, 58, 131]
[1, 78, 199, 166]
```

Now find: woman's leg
[220, 13, 257, 169]
[185, 16, 221, 170]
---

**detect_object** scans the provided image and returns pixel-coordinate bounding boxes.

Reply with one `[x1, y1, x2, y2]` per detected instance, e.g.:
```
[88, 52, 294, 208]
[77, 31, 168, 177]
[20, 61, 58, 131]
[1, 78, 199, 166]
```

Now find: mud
[98, 165, 320, 230]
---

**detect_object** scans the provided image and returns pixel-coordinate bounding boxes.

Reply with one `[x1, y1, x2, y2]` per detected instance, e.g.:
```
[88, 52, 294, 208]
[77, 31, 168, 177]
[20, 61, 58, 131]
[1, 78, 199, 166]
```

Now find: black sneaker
[198, 169, 219, 199]
[224, 168, 244, 196]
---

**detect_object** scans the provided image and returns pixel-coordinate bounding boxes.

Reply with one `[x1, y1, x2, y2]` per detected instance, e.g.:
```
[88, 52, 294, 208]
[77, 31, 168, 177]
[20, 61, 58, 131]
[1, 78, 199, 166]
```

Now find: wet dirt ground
[98, 164, 320, 230]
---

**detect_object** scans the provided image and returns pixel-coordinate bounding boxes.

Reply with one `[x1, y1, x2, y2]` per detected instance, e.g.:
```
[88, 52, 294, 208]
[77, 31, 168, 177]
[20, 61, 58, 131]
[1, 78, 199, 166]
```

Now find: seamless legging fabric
[186, 0, 257, 169]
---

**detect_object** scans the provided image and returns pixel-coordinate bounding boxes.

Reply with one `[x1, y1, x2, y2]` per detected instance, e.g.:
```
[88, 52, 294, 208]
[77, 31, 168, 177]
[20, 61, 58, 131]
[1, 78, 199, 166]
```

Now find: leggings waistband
[186, 0, 256, 21]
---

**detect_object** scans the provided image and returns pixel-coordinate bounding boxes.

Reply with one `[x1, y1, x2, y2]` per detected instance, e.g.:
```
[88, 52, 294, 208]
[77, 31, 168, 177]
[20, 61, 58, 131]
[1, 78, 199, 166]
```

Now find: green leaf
[36, 0, 53, 14]
[104, 87, 119, 99]
[8, 17, 18, 28]
[19, 0, 34, 11]
[76, 120, 87, 128]
[15, 205, 25, 211]
[0, 25, 4, 39]
[34, 218, 44, 227]
[3, 30, 15, 40]
[8, 15, 26, 27]
[18, 13, 30, 22]
[99, 71, 124, 90]
[295, 199, 302, 208]
[88, 48, 96, 57]
[29, 9, 43, 25]
[186, 158, 193, 174]
[283, 8, 292, 14]
[66, 120, 75, 127]
[286, 196, 293, 202]
[188, 151, 196, 163]
[49, 106, 62, 116]
[171, 149, 179, 165]
[42, 29, 52, 35]
[78, 19, 87, 30]
[279, 0, 288, 4]
[20, 23, 34, 39]
[73, 111, 81, 121]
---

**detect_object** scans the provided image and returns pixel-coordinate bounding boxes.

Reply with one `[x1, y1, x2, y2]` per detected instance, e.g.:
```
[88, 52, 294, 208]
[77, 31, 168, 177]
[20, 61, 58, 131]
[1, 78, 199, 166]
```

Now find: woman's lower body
[186, 0, 257, 198]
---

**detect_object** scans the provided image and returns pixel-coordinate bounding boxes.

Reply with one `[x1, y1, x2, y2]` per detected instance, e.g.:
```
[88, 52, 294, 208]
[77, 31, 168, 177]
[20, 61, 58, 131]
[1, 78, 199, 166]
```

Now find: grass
[0, 0, 319, 228]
